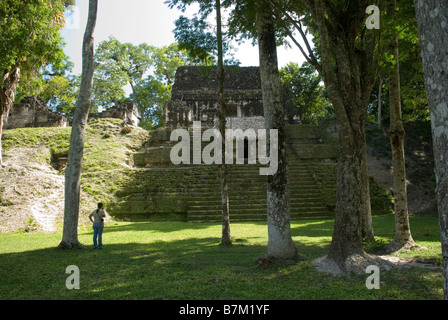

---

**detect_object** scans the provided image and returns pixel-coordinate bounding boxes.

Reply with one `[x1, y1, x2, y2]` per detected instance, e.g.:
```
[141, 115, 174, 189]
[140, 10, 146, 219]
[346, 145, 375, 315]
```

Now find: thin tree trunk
[386, 4, 416, 252]
[0, 113, 4, 166]
[58, 0, 98, 249]
[256, 1, 298, 262]
[413, 0, 448, 300]
[361, 131, 374, 242]
[216, 0, 231, 246]
[0, 67, 21, 166]
[378, 77, 383, 130]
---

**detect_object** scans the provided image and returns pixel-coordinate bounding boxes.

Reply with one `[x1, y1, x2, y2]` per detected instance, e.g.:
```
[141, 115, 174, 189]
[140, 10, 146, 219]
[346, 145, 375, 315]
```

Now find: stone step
[125, 137, 336, 222]
[187, 191, 324, 200]
[188, 197, 326, 205]
[187, 210, 332, 222]
[187, 202, 330, 212]
[188, 183, 323, 192]
[186, 194, 324, 203]
[110, 122, 340, 222]
[187, 188, 323, 196]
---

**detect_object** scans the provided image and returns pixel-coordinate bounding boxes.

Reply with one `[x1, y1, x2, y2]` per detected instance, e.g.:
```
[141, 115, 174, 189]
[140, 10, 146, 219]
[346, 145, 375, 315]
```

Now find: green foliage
[8, 9, 78, 115]
[92, 38, 199, 129]
[368, 0, 429, 124]
[39, 74, 79, 115]
[13, 74, 47, 103]
[280, 62, 333, 125]
[64, 0, 76, 7]
[174, 16, 218, 63]
[226, 0, 294, 47]
[130, 75, 171, 129]
[0, 0, 67, 85]
[131, 43, 201, 129]
[93, 36, 153, 109]
[167, 0, 241, 66]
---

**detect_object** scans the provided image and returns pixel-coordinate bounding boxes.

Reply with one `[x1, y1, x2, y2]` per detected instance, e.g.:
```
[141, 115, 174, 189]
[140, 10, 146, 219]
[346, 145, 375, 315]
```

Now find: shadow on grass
[0, 234, 270, 299]
[0, 215, 443, 300]
[90, 220, 210, 234]
[0, 237, 443, 300]
[0, 220, 336, 299]
[291, 219, 334, 238]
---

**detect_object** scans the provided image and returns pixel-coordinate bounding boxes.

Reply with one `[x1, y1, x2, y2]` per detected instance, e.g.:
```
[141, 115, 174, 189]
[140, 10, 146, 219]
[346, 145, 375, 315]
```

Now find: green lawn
[0, 215, 443, 300]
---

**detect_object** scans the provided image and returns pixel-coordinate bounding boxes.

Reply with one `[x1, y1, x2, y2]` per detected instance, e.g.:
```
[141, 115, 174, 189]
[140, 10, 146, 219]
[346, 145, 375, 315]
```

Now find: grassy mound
[0, 118, 148, 232]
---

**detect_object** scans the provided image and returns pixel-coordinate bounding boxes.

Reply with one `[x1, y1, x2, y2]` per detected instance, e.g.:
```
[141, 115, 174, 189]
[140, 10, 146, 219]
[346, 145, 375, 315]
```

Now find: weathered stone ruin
[2, 69, 392, 223]
[107, 66, 338, 221]
[114, 121, 342, 222]
[88, 102, 140, 126]
[107, 66, 392, 222]
[3, 97, 140, 130]
[3, 96, 69, 129]
[166, 66, 265, 129]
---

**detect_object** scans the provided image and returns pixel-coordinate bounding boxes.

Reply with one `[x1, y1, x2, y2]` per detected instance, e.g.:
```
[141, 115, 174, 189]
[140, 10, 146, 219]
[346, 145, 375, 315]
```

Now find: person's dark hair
[96, 203, 104, 221]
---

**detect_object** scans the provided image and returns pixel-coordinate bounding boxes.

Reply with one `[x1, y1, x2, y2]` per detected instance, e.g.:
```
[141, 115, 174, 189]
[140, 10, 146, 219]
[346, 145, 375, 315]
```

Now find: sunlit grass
[0, 215, 443, 300]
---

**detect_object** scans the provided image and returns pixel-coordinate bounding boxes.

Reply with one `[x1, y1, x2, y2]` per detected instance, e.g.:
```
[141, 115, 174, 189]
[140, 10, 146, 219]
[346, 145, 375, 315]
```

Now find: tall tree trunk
[0, 67, 21, 166]
[413, 0, 448, 300]
[328, 121, 367, 265]
[361, 132, 374, 242]
[304, 0, 375, 269]
[256, 1, 298, 262]
[216, 0, 231, 246]
[386, 2, 416, 252]
[378, 77, 383, 130]
[0, 113, 4, 166]
[58, 0, 98, 249]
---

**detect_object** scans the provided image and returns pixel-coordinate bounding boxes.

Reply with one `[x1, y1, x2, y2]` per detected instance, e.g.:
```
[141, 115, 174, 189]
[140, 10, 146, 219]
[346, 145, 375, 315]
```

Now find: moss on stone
[1, 118, 395, 223]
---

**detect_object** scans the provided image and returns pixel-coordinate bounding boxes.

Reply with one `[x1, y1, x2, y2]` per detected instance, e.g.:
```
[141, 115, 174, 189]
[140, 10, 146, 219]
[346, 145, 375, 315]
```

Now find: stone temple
[123, 66, 353, 222]
[166, 66, 267, 130]
[1, 66, 392, 222]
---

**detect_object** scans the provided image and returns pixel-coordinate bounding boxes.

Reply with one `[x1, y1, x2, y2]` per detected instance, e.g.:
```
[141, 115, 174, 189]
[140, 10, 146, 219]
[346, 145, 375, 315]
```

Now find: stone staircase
[187, 164, 266, 222]
[185, 124, 336, 222]
[288, 161, 333, 219]
[186, 159, 333, 222]
[112, 122, 338, 222]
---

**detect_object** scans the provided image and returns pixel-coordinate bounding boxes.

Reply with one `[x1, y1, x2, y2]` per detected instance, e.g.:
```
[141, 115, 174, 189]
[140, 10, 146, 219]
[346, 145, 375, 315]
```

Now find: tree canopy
[0, 0, 66, 74]
[0, 0, 69, 165]
[280, 61, 333, 125]
[92, 38, 202, 128]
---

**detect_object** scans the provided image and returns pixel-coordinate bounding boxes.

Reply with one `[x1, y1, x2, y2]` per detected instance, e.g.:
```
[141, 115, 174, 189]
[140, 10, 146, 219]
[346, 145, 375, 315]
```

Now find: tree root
[314, 249, 438, 276]
[57, 240, 86, 250]
[256, 254, 302, 267]
[384, 239, 423, 254]
[314, 253, 392, 276]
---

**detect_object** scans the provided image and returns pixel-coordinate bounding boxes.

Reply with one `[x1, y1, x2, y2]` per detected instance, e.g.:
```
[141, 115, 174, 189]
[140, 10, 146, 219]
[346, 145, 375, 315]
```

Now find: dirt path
[0, 147, 64, 233]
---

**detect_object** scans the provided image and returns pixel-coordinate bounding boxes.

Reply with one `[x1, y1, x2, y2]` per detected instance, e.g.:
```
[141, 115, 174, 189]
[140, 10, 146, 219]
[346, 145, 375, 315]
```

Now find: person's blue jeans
[93, 223, 104, 248]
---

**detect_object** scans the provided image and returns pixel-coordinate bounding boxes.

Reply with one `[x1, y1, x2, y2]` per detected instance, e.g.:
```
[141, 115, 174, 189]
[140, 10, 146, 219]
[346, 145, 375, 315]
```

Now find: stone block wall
[3, 97, 141, 130]
[4, 96, 69, 129]
[166, 66, 264, 128]
[109, 119, 394, 221]
[88, 103, 140, 126]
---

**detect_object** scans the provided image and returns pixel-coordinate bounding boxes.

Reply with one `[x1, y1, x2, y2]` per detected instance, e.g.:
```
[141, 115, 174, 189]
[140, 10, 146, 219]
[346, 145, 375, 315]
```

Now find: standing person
[89, 203, 106, 249]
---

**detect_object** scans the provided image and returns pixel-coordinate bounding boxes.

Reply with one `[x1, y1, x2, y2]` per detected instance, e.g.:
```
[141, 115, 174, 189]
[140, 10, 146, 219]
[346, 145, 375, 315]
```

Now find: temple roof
[171, 66, 261, 95]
